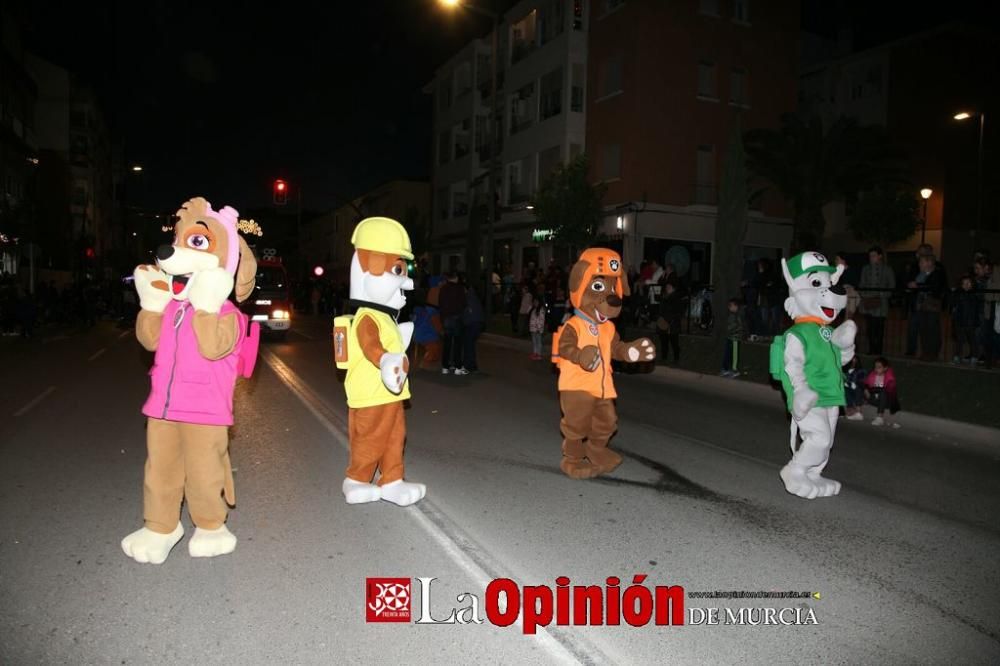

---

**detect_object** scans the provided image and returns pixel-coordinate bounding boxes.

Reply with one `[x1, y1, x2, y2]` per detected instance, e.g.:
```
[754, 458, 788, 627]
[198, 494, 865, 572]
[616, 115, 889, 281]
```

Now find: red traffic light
[273, 179, 288, 205]
[85, 247, 95, 259]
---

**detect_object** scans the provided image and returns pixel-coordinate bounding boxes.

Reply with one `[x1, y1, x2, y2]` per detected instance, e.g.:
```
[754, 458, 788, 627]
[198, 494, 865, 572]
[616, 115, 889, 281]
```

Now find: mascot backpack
[333, 314, 353, 369]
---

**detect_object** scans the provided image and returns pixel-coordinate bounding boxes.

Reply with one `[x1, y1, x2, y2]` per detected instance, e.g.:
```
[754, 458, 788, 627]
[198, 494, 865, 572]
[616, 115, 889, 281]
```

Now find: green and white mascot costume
[770, 252, 856, 499]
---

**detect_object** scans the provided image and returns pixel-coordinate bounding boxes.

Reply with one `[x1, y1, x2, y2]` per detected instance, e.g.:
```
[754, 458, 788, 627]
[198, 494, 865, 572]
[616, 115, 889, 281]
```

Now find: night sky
[22, 0, 995, 216]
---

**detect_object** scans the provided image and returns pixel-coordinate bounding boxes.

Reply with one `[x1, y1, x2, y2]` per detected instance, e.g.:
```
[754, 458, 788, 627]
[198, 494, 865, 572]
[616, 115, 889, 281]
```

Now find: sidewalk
[480, 330, 1000, 448]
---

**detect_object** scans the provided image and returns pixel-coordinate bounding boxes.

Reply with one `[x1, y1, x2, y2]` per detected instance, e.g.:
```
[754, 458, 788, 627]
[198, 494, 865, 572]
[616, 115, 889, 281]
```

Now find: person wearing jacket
[438, 273, 467, 374]
[859, 246, 896, 355]
[863, 357, 900, 427]
[657, 281, 684, 363]
[911, 254, 947, 360]
[951, 275, 982, 364]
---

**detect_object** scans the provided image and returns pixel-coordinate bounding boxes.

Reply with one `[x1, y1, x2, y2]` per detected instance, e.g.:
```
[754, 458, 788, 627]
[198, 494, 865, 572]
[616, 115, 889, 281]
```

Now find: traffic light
[273, 179, 288, 205]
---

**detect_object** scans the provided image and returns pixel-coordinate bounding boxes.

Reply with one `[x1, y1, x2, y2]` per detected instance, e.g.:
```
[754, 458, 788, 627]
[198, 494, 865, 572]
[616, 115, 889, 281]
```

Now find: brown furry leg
[559, 391, 598, 479]
[584, 399, 621, 476]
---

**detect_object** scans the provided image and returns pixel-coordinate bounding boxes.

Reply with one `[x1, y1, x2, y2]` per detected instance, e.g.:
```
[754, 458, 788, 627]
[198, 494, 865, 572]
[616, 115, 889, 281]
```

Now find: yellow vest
[556, 315, 617, 399]
[344, 308, 410, 408]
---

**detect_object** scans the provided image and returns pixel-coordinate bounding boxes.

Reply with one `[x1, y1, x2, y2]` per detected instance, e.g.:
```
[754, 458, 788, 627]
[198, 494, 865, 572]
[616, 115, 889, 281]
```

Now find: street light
[131, 165, 143, 172]
[920, 188, 932, 244]
[953, 110, 985, 235]
[438, 0, 500, 328]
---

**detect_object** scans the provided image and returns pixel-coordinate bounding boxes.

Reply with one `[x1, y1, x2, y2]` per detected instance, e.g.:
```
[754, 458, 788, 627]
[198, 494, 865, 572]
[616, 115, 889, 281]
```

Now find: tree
[847, 186, 921, 247]
[713, 118, 750, 345]
[533, 155, 606, 256]
[744, 113, 907, 251]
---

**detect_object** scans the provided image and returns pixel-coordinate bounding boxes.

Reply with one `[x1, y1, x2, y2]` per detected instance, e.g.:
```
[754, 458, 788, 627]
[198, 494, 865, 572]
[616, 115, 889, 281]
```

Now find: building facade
[429, 0, 589, 278]
[585, 0, 798, 285]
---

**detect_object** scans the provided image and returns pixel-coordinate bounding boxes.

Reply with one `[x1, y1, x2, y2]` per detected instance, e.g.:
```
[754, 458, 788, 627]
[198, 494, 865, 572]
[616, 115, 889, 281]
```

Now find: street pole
[976, 112, 985, 236]
[921, 199, 928, 245]
[485, 8, 499, 329]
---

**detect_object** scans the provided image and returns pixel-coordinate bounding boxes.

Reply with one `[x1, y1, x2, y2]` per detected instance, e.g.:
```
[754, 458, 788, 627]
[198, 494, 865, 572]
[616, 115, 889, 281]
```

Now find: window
[436, 186, 450, 220]
[539, 0, 565, 45]
[604, 0, 625, 13]
[601, 143, 621, 181]
[507, 162, 524, 204]
[573, 0, 584, 30]
[510, 10, 538, 64]
[569, 143, 583, 161]
[571, 63, 585, 111]
[509, 83, 535, 134]
[538, 145, 562, 183]
[730, 68, 748, 106]
[438, 130, 451, 165]
[476, 53, 493, 99]
[540, 68, 563, 120]
[699, 0, 718, 15]
[452, 182, 469, 217]
[733, 0, 750, 23]
[695, 145, 715, 204]
[455, 62, 472, 98]
[72, 180, 88, 206]
[698, 61, 717, 99]
[438, 77, 453, 110]
[598, 54, 623, 99]
[454, 119, 471, 159]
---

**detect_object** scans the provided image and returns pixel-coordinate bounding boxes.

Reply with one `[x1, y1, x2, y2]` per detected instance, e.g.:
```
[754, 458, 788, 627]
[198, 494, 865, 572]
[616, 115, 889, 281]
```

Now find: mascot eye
[591, 281, 606, 292]
[186, 234, 209, 250]
[392, 264, 404, 276]
[811, 279, 822, 287]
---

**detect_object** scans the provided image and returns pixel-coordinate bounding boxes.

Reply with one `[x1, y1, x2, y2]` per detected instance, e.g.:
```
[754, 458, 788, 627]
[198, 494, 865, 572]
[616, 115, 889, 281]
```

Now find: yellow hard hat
[351, 216, 414, 260]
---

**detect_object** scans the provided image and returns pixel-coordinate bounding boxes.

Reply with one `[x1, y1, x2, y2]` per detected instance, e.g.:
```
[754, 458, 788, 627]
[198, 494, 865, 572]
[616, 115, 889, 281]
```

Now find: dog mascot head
[568, 248, 629, 324]
[349, 216, 414, 311]
[781, 251, 847, 325]
[155, 197, 257, 302]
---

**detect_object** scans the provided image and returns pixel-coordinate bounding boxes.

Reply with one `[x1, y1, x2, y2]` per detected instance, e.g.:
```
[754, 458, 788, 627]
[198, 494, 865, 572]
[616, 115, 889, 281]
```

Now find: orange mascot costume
[552, 248, 656, 479]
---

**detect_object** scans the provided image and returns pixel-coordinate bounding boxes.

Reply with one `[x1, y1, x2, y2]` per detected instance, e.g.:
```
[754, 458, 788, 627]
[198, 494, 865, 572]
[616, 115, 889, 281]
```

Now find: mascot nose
[156, 244, 175, 261]
[830, 284, 846, 296]
[606, 294, 622, 307]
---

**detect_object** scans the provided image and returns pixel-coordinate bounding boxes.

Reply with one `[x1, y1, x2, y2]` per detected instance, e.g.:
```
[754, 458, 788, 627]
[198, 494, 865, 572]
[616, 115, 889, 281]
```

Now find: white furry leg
[782, 408, 841, 499]
[121, 523, 184, 564]
[188, 525, 237, 558]
[380, 480, 426, 506]
[343, 478, 382, 504]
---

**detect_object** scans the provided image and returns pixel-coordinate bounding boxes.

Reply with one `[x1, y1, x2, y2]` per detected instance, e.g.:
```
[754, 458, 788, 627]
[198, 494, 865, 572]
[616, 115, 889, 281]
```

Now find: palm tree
[744, 113, 908, 251]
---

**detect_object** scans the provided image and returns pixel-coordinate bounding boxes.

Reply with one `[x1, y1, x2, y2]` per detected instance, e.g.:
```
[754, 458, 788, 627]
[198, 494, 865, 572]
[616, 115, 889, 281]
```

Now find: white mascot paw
[188, 525, 237, 558]
[187, 267, 235, 314]
[831, 320, 857, 361]
[343, 478, 382, 504]
[121, 523, 183, 564]
[133, 265, 173, 313]
[379, 352, 408, 394]
[780, 464, 842, 500]
[381, 479, 427, 506]
[792, 388, 819, 422]
[398, 322, 414, 350]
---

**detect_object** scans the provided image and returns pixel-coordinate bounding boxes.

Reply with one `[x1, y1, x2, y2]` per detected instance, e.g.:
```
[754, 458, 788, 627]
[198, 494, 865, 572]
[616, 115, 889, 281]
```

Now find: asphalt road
[1, 316, 998, 664]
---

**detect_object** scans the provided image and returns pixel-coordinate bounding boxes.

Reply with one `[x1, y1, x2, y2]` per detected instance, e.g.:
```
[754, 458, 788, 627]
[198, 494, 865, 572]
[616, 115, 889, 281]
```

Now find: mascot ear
[568, 260, 591, 295]
[831, 263, 845, 286]
[780, 258, 794, 290]
[234, 236, 257, 303]
[619, 272, 631, 298]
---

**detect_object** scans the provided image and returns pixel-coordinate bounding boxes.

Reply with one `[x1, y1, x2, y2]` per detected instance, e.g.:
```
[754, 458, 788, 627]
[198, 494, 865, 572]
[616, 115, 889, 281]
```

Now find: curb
[480, 332, 1000, 451]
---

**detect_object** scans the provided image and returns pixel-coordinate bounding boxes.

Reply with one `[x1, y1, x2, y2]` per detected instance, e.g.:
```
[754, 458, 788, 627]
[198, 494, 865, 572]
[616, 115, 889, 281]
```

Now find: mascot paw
[121, 523, 183, 564]
[187, 267, 235, 314]
[792, 389, 819, 422]
[379, 352, 409, 394]
[627, 338, 656, 362]
[133, 264, 173, 313]
[831, 320, 857, 348]
[381, 480, 426, 506]
[560, 457, 600, 479]
[188, 525, 237, 558]
[780, 465, 841, 500]
[343, 478, 382, 504]
[578, 345, 601, 372]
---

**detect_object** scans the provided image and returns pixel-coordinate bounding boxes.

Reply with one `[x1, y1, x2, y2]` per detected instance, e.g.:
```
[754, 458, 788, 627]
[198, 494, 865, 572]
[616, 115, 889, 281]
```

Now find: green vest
[774, 322, 845, 411]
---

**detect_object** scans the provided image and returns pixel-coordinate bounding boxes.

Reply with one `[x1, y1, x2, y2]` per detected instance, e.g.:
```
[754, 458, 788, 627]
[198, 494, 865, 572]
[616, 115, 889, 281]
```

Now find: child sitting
[843, 356, 867, 420]
[863, 356, 901, 428]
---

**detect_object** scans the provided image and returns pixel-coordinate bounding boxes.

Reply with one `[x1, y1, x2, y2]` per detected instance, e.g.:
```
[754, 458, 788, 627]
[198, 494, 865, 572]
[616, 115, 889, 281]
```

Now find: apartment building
[428, 0, 589, 276]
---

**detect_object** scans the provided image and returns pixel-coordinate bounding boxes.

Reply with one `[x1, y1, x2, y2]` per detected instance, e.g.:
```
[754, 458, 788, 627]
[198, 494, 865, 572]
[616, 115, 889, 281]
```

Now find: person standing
[858, 246, 895, 355]
[438, 273, 467, 374]
[913, 254, 947, 360]
[657, 282, 683, 363]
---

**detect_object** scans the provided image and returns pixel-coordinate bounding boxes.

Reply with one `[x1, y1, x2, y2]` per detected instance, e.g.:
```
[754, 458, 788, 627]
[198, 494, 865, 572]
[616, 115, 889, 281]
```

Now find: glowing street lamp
[131, 165, 143, 172]
[920, 188, 932, 244]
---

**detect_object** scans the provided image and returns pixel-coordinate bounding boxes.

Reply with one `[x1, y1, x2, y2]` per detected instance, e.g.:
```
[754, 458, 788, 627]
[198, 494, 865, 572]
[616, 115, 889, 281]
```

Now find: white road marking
[118, 330, 132, 340]
[291, 328, 314, 340]
[88, 348, 106, 361]
[14, 386, 56, 417]
[260, 349, 602, 665]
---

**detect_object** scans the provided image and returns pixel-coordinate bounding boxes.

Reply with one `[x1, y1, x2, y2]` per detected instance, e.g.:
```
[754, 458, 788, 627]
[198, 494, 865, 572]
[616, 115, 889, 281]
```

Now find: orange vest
[554, 315, 617, 399]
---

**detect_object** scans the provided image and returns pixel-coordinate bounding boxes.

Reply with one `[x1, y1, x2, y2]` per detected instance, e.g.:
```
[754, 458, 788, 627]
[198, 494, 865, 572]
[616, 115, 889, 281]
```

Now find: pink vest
[142, 299, 245, 426]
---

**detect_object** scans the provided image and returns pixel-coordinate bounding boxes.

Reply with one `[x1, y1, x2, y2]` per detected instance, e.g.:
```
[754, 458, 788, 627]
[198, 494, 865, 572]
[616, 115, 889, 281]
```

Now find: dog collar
[794, 317, 830, 326]
[348, 299, 400, 321]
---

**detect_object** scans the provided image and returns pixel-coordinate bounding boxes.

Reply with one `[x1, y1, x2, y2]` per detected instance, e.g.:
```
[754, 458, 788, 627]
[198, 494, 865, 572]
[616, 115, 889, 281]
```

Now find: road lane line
[14, 386, 56, 417]
[260, 349, 604, 665]
[88, 348, 106, 361]
[118, 330, 131, 340]
[291, 328, 314, 340]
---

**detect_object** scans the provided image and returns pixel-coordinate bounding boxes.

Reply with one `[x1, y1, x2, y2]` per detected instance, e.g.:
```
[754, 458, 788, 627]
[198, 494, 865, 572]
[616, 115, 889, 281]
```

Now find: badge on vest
[820, 326, 833, 342]
[173, 304, 187, 329]
[588, 323, 599, 337]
